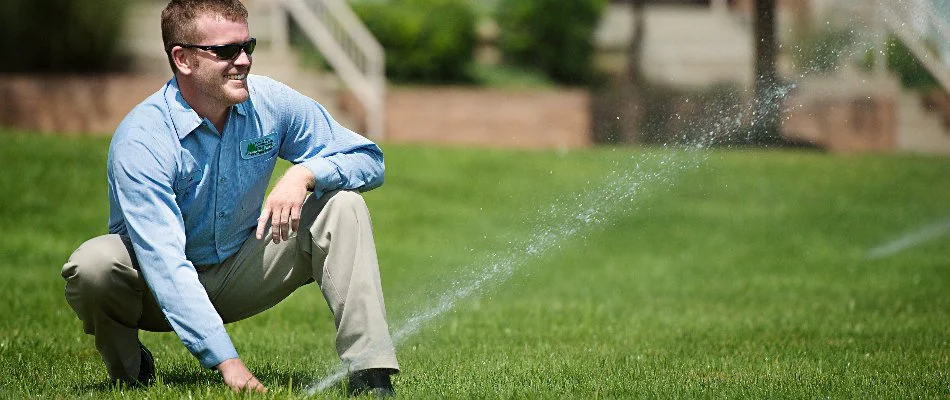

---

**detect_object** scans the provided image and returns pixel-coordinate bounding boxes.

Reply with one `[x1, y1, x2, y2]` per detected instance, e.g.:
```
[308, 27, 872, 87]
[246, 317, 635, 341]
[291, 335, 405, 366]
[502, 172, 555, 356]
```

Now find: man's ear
[171, 47, 194, 75]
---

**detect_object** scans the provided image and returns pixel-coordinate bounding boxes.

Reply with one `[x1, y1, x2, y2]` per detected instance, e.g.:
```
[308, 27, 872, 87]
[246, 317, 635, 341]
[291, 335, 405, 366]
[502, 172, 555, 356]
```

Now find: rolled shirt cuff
[301, 158, 342, 192]
[189, 330, 240, 369]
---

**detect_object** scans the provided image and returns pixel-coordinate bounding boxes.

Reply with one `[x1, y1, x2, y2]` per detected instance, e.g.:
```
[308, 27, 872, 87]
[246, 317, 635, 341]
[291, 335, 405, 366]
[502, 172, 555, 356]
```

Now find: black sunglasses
[175, 38, 257, 60]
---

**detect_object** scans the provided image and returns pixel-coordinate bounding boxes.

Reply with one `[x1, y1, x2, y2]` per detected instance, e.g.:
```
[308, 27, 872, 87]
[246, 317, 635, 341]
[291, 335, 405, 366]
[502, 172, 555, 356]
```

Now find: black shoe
[113, 344, 155, 388]
[347, 368, 396, 397]
[136, 344, 156, 386]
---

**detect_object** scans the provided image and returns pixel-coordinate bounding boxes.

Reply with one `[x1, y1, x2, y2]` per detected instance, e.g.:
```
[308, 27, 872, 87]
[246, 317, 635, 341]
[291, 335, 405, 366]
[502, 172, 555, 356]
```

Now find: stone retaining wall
[384, 87, 591, 149]
[1, 76, 592, 150]
[782, 93, 897, 152]
[0, 74, 168, 135]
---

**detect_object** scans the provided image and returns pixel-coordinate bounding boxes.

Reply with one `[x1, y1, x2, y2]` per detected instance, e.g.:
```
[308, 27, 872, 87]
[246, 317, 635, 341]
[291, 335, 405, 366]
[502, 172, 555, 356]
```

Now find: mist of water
[306, 0, 939, 393]
[308, 150, 702, 393]
[867, 216, 950, 259]
[306, 81, 802, 393]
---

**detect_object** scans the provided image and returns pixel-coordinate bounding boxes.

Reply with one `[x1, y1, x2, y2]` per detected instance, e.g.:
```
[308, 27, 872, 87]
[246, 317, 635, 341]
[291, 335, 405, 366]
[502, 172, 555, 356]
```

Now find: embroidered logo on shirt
[240, 133, 277, 160]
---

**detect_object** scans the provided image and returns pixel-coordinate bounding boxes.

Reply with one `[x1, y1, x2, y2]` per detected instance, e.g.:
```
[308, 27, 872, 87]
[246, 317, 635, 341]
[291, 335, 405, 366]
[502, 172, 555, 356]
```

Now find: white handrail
[272, 0, 386, 139]
[879, 0, 950, 93]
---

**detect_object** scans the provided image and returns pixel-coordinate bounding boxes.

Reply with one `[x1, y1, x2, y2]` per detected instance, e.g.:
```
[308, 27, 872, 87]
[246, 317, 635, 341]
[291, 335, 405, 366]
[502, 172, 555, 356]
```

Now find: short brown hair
[161, 0, 249, 73]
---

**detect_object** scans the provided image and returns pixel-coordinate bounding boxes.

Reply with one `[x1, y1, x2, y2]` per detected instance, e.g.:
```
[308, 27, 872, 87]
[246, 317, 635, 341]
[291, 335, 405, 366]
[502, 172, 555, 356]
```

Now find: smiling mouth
[226, 73, 247, 80]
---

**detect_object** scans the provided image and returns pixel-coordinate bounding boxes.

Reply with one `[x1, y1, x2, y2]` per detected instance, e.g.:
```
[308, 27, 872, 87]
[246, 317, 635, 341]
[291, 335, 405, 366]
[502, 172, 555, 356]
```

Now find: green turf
[0, 132, 947, 399]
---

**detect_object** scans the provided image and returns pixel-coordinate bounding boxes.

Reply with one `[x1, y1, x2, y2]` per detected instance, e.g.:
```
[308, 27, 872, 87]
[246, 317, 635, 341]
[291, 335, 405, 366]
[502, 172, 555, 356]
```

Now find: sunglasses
[175, 38, 257, 60]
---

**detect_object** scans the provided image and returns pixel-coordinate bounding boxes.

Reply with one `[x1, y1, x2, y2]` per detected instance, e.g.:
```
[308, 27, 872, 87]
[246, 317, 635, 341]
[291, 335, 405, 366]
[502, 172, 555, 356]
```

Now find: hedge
[0, 0, 131, 72]
[496, 0, 607, 85]
[352, 0, 477, 83]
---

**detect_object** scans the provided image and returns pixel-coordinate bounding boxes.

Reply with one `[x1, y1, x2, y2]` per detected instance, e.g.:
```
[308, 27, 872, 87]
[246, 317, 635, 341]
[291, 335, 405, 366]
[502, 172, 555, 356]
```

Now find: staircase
[897, 91, 950, 152]
[876, 0, 950, 152]
[878, 0, 950, 93]
[781, 0, 950, 154]
[254, 0, 385, 139]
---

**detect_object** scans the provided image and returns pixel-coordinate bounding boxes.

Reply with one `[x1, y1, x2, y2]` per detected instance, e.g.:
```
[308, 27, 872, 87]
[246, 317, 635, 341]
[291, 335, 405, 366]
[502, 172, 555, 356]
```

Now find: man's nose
[234, 49, 251, 66]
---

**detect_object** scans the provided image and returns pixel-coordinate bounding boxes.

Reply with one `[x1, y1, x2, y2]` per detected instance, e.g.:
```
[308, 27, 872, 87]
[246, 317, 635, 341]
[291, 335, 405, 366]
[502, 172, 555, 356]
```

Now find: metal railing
[269, 0, 387, 139]
[879, 0, 950, 93]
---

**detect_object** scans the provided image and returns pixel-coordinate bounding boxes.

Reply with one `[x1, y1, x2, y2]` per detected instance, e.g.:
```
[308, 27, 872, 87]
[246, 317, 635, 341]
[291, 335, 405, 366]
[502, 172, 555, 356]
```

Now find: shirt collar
[165, 77, 203, 140]
[164, 77, 249, 140]
[234, 98, 248, 116]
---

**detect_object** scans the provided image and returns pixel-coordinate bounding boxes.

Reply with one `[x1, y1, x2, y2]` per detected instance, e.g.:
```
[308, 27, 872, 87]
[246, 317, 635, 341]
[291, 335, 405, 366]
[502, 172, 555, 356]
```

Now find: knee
[328, 190, 372, 224]
[300, 190, 372, 242]
[328, 190, 368, 211]
[316, 190, 369, 219]
[62, 235, 130, 293]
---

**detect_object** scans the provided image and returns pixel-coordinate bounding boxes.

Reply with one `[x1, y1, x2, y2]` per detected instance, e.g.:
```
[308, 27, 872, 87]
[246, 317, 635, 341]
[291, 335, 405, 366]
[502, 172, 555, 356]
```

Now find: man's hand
[256, 165, 315, 244]
[216, 358, 268, 393]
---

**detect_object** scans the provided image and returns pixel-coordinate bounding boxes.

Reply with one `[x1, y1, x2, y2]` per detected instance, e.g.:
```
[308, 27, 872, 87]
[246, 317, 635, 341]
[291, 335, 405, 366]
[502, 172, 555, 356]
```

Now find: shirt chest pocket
[240, 133, 279, 165]
[173, 151, 203, 195]
[236, 134, 279, 194]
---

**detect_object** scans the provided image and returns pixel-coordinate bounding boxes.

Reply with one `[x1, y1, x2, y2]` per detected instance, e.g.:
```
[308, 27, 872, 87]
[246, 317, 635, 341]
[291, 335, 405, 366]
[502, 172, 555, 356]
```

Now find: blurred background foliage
[0, 0, 938, 93]
[0, 0, 132, 73]
[883, 35, 940, 91]
[495, 0, 607, 85]
[789, 27, 855, 75]
[351, 0, 478, 83]
[788, 25, 939, 92]
[349, 0, 606, 86]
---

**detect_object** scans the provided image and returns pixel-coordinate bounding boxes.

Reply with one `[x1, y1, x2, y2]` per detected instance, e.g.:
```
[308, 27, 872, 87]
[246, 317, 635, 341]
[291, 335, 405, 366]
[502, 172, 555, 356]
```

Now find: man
[60, 0, 398, 395]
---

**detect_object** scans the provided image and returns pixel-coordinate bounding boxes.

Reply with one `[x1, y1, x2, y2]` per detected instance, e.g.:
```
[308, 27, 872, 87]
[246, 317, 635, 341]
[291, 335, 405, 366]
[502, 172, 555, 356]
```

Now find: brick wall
[782, 92, 897, 152]
[0, 74, 168, 135]
[384, 87, 592, 149]
[1, 76, 593, 150]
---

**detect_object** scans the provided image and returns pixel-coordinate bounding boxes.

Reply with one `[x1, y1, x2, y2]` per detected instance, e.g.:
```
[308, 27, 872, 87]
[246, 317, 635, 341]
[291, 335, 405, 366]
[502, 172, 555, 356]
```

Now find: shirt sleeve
[271, 82, 385, 193]
[108, 129, 239, 369]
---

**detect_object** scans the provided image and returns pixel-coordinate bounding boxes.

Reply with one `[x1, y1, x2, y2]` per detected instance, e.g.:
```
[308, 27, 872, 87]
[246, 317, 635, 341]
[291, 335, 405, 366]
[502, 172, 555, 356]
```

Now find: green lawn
[0, 132, 947, 399]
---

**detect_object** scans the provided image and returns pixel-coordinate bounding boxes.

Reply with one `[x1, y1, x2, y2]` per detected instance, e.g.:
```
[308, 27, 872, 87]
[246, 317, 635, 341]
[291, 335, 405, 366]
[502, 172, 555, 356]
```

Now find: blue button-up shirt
[106, 75, 384, 368]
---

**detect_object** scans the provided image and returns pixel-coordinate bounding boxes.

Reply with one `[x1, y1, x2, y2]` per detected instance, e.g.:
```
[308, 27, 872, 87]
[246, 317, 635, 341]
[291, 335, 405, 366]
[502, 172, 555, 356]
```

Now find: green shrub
[0, 0, 131, 73]
[790, 27, 855, 74]
[496, 0, 607, 85]
[352, 0, 477, 83]
[885, 35, 939, 90]
[858, 36, 939, 91]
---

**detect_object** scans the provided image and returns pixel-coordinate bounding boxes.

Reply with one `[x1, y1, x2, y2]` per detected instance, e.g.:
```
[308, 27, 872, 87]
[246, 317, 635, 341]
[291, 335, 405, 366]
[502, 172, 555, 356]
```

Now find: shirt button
[219, 177, 227, 183]
[218, 211, 226, 218]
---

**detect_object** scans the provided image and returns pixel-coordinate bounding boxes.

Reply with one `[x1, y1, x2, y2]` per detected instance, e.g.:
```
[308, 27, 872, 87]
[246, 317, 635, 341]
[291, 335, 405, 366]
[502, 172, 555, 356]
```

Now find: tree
[751, 0, 780, 144]
[588, 0, 646, 144]
[0, 0, 131, 72]
[616, 0, 647, 143]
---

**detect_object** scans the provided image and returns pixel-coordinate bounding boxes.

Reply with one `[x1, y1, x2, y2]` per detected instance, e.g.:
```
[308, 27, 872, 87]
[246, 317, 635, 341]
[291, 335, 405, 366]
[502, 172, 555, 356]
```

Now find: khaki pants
[61, 190, 398, 381]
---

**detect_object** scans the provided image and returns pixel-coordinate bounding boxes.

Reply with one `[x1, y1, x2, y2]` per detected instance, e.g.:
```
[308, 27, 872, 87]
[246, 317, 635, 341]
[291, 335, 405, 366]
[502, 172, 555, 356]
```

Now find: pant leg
[206, 190, 398, 372]
[299, 190, 398, 372]
[194, 223, 311, 323]
[61, 234, 171, 382]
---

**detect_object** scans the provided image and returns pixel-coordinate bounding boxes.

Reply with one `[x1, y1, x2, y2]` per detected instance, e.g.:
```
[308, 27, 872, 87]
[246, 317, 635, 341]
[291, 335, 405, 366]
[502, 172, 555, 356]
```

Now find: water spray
[302, 0, 923, 390]
[867, 216, 950, 259]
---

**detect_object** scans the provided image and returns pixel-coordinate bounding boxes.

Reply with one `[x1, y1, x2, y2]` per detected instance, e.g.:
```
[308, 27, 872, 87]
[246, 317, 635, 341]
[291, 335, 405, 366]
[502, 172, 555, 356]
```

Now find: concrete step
[782, 67, 950, 154]
[897, 91, 950, 153]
